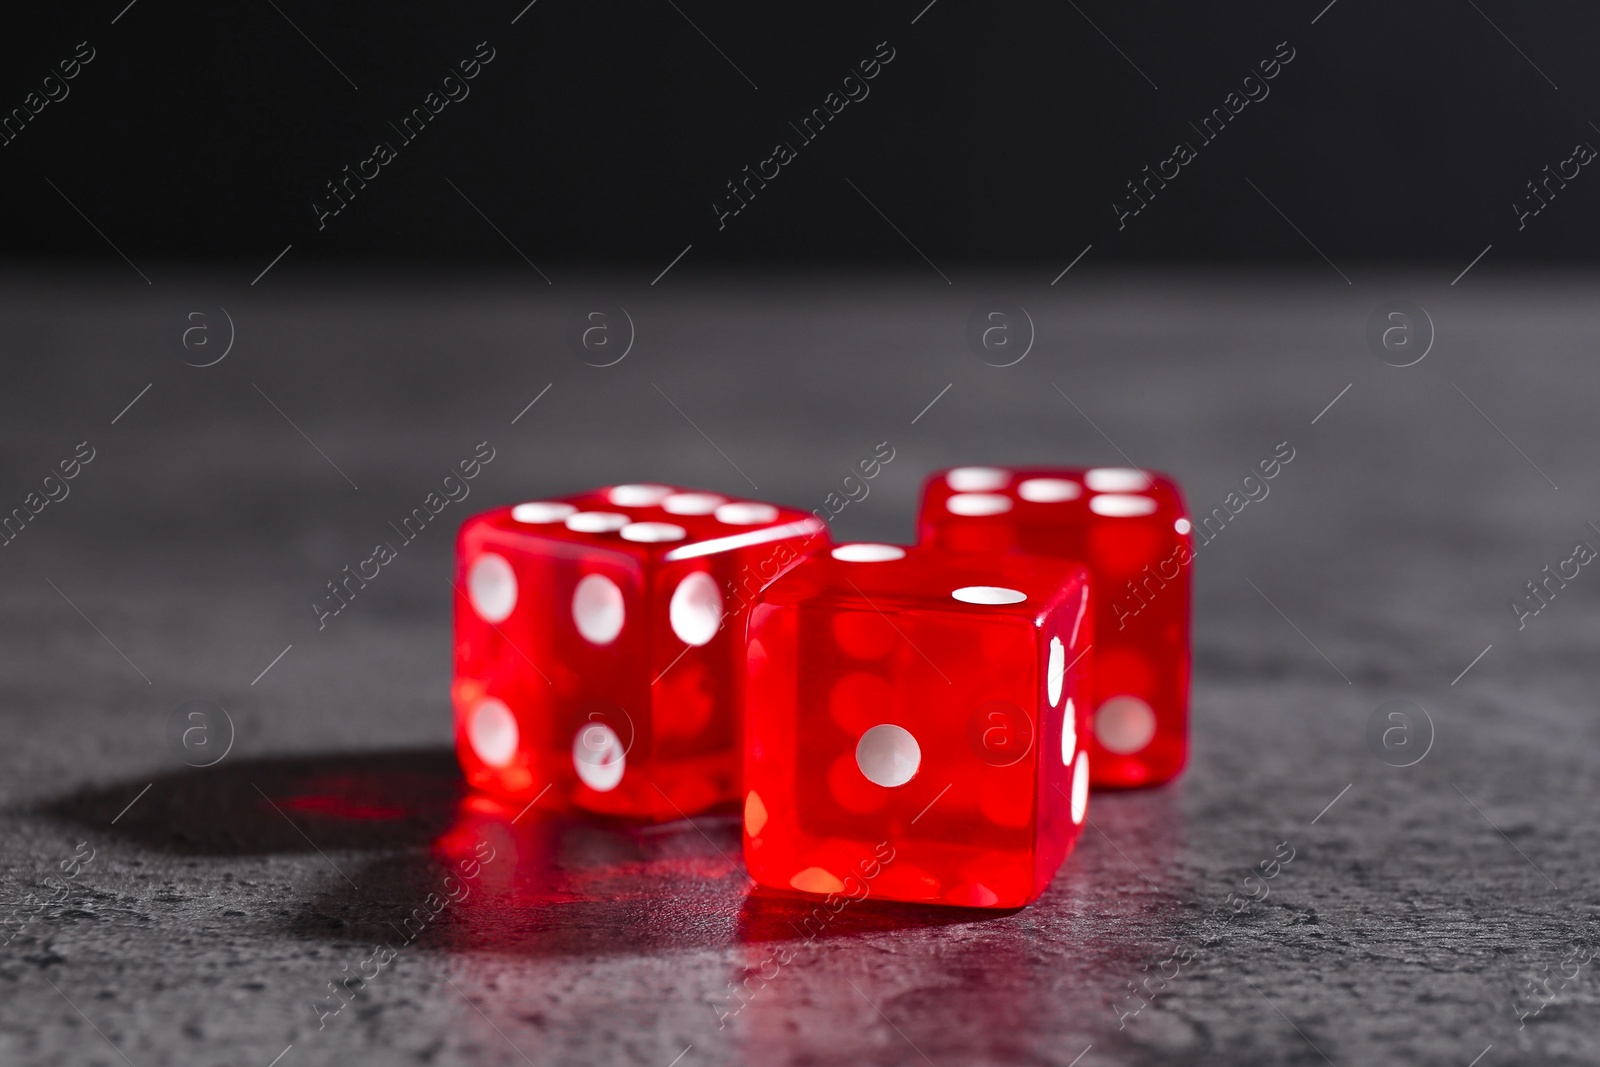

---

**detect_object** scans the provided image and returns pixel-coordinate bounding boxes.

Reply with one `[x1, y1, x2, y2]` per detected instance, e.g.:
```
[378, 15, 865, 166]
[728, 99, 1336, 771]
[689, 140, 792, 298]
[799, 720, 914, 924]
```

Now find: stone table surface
[1, 267, 1597, 1067]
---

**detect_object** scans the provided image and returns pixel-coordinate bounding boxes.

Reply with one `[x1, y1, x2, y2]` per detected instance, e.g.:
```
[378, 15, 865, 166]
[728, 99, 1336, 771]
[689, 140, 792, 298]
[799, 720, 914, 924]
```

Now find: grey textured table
[1, 267, 1596, 1066]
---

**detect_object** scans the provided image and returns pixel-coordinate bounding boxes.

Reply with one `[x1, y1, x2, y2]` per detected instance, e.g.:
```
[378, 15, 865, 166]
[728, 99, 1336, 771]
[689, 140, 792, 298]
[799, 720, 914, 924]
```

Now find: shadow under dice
[918, 465, 1192, 789]
[744, 542, 1093, 909]
[453, 484, 826, 822]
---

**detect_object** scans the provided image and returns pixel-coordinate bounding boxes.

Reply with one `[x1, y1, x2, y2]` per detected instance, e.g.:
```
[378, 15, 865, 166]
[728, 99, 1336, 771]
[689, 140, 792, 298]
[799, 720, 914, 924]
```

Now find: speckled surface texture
[1, 269, 1597, 1066]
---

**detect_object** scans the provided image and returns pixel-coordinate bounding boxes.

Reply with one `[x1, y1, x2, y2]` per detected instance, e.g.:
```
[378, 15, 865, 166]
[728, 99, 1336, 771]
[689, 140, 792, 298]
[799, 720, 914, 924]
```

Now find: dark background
[2, 0, 1597, 271]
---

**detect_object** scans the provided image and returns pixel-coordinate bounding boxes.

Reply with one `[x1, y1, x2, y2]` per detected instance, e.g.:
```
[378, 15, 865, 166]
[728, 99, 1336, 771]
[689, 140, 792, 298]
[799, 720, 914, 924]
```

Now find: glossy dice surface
[918, 466, 1191, 789]
[744, 542, 1093, 909]
[454, 484, 825, 821]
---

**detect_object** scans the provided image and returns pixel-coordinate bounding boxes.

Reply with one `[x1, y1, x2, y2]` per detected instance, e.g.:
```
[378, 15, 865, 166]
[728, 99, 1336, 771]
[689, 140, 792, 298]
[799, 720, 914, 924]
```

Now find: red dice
[742, 542, 1092, 908]
[918, 466, 1191, 789]
[453, 484, 825, 821]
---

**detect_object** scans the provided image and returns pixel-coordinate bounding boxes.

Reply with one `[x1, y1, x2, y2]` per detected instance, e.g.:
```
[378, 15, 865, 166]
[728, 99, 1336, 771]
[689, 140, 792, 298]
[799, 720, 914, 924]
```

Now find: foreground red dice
[454, 485, 825, 821]
[743, 542, 1092, 909]
[918, 466, 1191, 789]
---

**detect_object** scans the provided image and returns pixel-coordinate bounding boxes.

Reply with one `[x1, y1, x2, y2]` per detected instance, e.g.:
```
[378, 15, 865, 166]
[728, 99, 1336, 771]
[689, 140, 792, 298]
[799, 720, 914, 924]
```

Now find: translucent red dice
[453, 484, 826, 821]
[743, 542, 1093, 909]
[918, 466, 1191, 789]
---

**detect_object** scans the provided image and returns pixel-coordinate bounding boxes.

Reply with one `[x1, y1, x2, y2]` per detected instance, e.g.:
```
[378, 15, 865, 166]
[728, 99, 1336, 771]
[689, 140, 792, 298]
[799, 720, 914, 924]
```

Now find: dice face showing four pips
[743, 544, 1092, 909]
[918, 466, 1192, 789]
[452, 467, 1189, 908]
[453, 484, 825, 822]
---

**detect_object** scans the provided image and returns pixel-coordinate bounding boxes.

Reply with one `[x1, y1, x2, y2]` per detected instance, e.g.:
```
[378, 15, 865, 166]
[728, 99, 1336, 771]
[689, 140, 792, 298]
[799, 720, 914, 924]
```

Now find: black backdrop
[3, 0, 1598, 269]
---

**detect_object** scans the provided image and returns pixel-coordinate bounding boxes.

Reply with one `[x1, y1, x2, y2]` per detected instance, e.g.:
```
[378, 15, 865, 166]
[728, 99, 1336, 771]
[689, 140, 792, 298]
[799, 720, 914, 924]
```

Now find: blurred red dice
[743, 542, 1092, 908]
[454, 484, 825, 821]
[918, 466, 1191, 789]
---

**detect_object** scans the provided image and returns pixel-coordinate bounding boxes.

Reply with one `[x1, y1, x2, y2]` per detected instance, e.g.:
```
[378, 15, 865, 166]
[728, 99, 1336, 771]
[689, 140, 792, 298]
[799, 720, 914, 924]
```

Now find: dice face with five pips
[453, 484, 826, 822]
[741, 543, 1093, 909]
[918, 466, 1192, 789]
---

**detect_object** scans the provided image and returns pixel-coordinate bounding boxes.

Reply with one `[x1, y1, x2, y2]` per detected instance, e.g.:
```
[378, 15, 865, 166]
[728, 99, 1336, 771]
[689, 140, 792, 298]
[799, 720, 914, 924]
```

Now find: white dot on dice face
[1047, 635, 1065, 708]
[607, 484, 673, 506]
[662, 491, 725, 515]
[790, 867, 845, 894]
[856, 724, 921, 787]
[566, 511, 631, 533]
[1175, 517, 1192, 535]
[1095, 696, 1157, 754]
[572, 722, 625, 791]
[620, 521, 687, 543]
[571, 573, 625, 645]
[511, 501, 576, 524]
[715, 502, 779, 525]
[670, 571, 722, 646]
[831, 543, 906, 563]
[951, 585, 1028, 605]
[945, 493, 1013, 516]
[744, 790, 768, 836]
[1089, 494, 1158, 517]
[1017, 477, 1082, 503]
[1085, 467, 1150, 492]
[946, 466, 1010, 492]
[468, 698, 518, 767]
[467, 553, 517, 622]
[1061, 697, 1077, 765]
[1071, 750, 1089, 824]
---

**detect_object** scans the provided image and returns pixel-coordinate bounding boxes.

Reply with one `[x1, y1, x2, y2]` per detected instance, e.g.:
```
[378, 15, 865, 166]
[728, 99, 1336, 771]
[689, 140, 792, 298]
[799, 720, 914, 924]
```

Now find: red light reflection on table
[425, 792, 748, 956]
